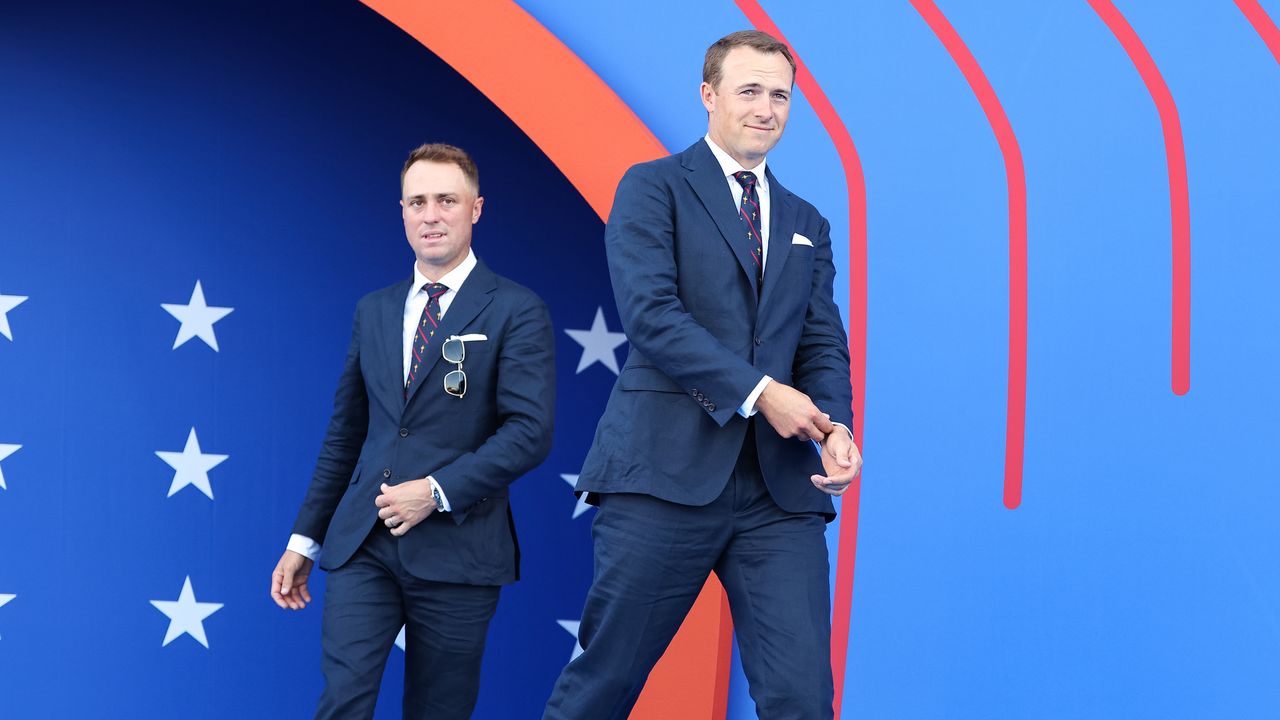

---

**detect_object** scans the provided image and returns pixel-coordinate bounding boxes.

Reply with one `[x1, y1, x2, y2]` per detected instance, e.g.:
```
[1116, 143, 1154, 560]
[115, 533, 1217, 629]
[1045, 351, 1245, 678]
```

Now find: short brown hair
[703, 30, 796, 90]
[400, 143, 480, 194]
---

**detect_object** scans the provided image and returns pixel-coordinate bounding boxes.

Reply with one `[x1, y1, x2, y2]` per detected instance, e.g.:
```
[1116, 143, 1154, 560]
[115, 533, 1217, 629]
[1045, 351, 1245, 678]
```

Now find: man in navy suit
[544, 31, 862, 719]
[269, 143, 555, 719]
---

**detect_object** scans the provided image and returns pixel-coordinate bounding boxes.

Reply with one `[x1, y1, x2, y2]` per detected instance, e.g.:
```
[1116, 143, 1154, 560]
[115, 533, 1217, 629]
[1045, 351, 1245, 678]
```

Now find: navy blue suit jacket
[578, 140, 852, 517]
[292, 259, 555, 585]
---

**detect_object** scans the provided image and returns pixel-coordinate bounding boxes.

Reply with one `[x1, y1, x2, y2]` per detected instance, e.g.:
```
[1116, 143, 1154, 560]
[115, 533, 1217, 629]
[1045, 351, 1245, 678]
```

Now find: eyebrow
[736, 82, 789, 95]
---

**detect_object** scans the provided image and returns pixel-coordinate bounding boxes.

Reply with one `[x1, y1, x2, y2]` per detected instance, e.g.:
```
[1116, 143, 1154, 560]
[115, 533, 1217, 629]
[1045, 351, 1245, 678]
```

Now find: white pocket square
[449, 334, 488, 342]
[791, 233, 813, 247]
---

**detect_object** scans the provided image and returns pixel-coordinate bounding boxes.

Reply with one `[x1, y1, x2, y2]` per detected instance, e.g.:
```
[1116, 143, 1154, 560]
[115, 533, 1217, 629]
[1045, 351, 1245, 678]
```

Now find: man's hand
[811, 426, 863, 496]
[271, 550, 314, 610]
[375, 479, 437, 537]
[755, 381, 834, 442]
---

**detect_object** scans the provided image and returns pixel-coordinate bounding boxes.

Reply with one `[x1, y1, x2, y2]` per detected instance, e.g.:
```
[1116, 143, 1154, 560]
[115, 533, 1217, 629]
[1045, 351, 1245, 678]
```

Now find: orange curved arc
[359, 2, 732, 718]
[361, 0, 667, 221]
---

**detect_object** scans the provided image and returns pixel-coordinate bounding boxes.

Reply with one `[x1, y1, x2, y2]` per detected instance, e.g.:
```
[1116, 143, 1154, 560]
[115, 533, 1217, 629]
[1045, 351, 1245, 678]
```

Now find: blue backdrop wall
[1, 1, 1278, 718]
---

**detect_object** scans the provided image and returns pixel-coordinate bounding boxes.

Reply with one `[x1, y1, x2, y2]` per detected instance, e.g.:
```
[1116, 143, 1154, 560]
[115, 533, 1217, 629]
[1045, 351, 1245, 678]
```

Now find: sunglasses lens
[442, 339, 464, 364]
[444, 370, 466, 397]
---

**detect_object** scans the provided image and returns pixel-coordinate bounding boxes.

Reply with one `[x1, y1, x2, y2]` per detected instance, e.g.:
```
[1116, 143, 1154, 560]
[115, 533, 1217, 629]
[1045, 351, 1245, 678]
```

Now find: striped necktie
[733, 170, 763, 288]
[405, 282, 449, 399]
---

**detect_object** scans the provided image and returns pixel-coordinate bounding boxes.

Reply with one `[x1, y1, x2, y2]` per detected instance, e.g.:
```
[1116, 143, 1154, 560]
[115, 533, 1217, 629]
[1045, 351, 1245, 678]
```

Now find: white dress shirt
[401, 250, 477, 387]
[287, 251, 478, 562]
[703, 135, 774, 417]
[705, 134, 772, 269]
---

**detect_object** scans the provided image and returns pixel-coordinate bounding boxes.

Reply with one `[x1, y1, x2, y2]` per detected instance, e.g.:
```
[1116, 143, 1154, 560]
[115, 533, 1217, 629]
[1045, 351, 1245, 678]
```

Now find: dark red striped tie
[405, 282, 449, 399]
[733, 170, 763, 288]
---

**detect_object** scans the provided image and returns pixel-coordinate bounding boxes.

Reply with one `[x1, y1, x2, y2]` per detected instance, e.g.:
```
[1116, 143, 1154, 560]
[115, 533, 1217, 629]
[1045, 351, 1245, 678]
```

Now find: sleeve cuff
[737, 375, 773, 418]
[830, 421, 854, 442]
[429, 476, 451, 512]
[811, 421, 855, 453]
[287, 533, 321, 562]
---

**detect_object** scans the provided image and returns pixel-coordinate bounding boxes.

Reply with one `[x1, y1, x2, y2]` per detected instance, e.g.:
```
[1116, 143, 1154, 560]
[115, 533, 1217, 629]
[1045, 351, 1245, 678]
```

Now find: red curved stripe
[1087, 0, 1191, 396]
[908, 1, 1028, 510]
[1234, 0, 1280, 65]
[732, 2, 868, 716]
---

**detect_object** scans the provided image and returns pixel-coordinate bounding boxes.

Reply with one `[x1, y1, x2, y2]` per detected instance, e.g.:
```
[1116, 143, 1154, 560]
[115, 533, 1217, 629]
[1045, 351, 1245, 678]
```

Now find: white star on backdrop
[561, 474, 592, 519]
[564, 307, 627, 375]
[0, 292, 29, 342]
[150, 576, 223, 648]
[162, 280, 233, 351]
[156, 428, 228, 499]
[0, 593, 14, 640]
[557, 619, 584, 661]
[0, 444, 20, 490]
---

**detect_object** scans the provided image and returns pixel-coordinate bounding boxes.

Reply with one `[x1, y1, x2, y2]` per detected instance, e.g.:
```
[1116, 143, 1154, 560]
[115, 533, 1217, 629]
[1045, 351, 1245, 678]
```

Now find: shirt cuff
[737, 376, 773, 418]
[830, 421, 854, 442]
[811, 420, 855, 452]
[429, 476, 451, 512]
[287, 533, 321, 562]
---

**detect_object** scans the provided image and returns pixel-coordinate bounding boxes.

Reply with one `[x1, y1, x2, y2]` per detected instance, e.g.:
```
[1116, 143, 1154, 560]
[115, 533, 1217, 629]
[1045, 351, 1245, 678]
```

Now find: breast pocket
[785, 242, 816, 266]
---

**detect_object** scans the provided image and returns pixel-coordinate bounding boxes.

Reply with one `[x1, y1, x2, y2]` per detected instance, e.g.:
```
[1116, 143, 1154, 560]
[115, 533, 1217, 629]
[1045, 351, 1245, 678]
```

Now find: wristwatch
[432, 485, 443, 510]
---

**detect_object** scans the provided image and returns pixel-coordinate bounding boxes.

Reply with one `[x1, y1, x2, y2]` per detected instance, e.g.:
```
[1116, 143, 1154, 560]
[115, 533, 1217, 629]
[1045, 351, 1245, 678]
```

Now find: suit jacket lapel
[759, 167, 795, 309]
[683, 142, 761, 298]
[403, 260, 497, 407]
[380, 279, 413, 411]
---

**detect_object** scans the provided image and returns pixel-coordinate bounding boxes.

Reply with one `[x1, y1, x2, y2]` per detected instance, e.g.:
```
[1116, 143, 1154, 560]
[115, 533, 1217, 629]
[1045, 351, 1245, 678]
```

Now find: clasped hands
[755, 381, 863, 496]
[271, 477, 437, 611]
[375, 478, 438, 537]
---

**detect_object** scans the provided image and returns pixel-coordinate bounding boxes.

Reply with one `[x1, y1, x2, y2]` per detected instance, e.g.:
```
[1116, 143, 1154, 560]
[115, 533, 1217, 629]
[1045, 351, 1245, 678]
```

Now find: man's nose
[751, 97, 773, 120]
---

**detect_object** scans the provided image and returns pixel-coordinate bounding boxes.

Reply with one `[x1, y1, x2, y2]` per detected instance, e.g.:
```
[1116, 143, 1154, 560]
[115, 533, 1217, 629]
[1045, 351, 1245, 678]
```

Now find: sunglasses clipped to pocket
[442, 334, 487, 398]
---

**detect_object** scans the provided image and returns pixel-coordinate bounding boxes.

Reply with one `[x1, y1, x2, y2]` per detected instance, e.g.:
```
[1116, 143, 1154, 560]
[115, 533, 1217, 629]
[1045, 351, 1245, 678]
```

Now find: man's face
[400, 160, 483, 279]
[701, 46, 793, 169]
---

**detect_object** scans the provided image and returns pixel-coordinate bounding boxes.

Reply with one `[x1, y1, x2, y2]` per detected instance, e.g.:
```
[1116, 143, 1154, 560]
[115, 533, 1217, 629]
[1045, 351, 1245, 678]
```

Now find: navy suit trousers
[544, 426, 834, 720]
[316, 524, 500, 720]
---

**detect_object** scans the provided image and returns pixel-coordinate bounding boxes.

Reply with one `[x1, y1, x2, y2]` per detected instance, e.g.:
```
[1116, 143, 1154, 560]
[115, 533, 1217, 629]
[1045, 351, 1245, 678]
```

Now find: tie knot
[733, 170, 757, 190]
[426, 283, 449, 300]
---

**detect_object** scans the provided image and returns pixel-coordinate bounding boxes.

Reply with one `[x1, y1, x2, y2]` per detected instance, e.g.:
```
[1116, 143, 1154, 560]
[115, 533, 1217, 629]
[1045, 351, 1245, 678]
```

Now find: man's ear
[700, 82, 716, 113]
[472, 196, 484, 224]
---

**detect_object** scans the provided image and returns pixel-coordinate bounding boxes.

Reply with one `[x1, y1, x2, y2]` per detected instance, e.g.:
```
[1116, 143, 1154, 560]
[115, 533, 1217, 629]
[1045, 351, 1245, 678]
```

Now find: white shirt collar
[704, 134, 769, 189]
[411, 248, 478, 295]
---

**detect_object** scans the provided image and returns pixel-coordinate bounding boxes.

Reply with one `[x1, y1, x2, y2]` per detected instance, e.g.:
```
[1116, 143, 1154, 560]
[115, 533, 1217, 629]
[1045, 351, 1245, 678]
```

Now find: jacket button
[708, 403, 716, 412]
[754, 336, 763, 346]
[382, 468, 392, 479]
[399, 428, 409, 438]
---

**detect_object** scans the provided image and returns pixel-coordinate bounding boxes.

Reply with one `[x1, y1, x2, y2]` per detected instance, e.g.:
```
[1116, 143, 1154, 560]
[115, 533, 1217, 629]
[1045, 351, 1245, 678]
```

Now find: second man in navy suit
[270, 143, 555, 720]
[545, 31, 862, 719]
